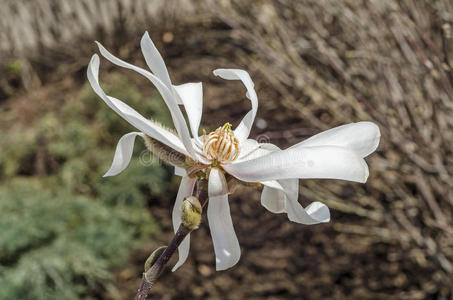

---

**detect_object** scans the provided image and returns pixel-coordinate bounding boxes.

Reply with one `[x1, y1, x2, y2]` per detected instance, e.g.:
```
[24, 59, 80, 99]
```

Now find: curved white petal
[279, 179, 330, 224]
[104, 132, 144, 177]
[173, 83, 203, 145]
[171, 176, 197, 271]
[261, 180, 330, 224]
[260, 185, 286, 213]
[94, 43, 197, 160]
[140, 33, 206, 148]
[87, 55, 188, 155]
[213, 69, 258, 142]
[240, 142, 285, 214]
[208, 168, 241, 271]
[285, 197, 330, 225]
[140, 32, 172, 89]
[232, 141, 331, 224]
[292, 122, 381, 158]
[304, 201, 331, 223]
[225, 146, 369, 183]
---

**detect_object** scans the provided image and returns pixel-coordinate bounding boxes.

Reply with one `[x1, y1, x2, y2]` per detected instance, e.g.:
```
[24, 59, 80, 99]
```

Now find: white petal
[235, 139, 260, 161]
[207, 194, 241, 271]
[104, 132, 144, 177]
[173, 83, 203, 145]
[236, 140, 281, 163]
[260, 180, 292, 214]
[234, 139, 331, 225]
[279, 179, 330, 224]
[260, 186, 286, 213]
[260, 180, 283, 190]
[304, 202, 331, 223]
[261, 180, 330, 224]
[94, 43, 197, 159]
[213, 69, 258, 142]
[87, 55, 188, 155]
[285, 198, 330, 225]
[174, 166, 186, 177]
[140, 32, 172, 89]
[171, 176, 197, 271]
[242, 143, 284, 214]
[292, 122, 381, 157]
[240, 142, 285, 213]
[238, 139, 259, 153]
[208, 168, 240, 271]
[225, 146, 369, 183]
[140, 33, 206, 149]
[208, 167, 229, 197]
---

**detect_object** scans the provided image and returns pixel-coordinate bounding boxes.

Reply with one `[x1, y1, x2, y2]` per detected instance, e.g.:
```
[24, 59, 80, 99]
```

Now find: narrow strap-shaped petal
[173, 83, 203, 145]
[213, 69, 258, 142]
[87, 55, 188, 155]
[291, 122, 381, 158]
[225, 146, 369, 183]
[261, 180, 330, 224]
[104, 132, 144, 177]
[95, 42, 197, 160]
[141, 33, 205, 147]
[208, 194, 241, 271]
[208, 167, 229, 197]
[140, 32, 173, 89]
[285, 196, 330, 225]
[172, 175, 197, 271]
[278, 179, 330, 224]
[208, 168, 241, 271]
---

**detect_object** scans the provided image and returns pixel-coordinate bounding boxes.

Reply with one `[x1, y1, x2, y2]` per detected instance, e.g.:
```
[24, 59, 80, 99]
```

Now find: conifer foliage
[0, 75, 172, 299]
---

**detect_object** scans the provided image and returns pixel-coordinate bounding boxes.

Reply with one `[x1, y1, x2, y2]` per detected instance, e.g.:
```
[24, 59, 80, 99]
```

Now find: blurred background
[1, 0, 452, 299]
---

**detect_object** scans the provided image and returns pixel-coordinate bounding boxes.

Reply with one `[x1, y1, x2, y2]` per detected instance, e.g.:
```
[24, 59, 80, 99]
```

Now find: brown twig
[134, 178, 208, 300]
[134, 225, 191, 300]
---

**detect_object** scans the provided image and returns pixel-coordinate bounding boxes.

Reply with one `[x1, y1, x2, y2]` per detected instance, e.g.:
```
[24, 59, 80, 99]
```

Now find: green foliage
[0, 74, 174, 299]
[0, 179, 135, 300]
[6, 60, 22, 75]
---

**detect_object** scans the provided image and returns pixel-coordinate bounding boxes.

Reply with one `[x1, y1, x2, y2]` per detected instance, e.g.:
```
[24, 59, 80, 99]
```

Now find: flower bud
[181, 196, 202, 230]
[144, 133, 187, 167]
[144, 246, 167, 272]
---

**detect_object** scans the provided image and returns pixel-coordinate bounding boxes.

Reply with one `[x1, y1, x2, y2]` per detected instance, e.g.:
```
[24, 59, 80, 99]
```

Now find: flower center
[203, 123, 240, 163]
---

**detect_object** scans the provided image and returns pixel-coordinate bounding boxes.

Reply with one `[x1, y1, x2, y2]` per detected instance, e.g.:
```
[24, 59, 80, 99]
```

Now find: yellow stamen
[203, 123, 240, 163]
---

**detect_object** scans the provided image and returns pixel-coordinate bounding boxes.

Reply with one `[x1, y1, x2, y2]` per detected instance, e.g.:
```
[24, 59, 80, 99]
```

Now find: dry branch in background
[205, 1, 453, 298]
[1, 0, 452, 299]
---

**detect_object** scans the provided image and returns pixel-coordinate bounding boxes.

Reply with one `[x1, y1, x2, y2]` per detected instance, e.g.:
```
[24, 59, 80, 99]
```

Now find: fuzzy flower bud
[181, 196, 202, 230]
[144, 134, 187, 167]
[144, 246, 167, 272]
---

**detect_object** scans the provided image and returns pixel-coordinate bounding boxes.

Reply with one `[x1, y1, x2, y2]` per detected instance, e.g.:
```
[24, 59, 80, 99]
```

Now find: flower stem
[134, 225, 190, 300]
[134, 178, 208, 300]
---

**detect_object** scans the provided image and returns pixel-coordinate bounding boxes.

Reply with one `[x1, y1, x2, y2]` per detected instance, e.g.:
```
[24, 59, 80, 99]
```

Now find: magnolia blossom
[87, 32, 380, 271]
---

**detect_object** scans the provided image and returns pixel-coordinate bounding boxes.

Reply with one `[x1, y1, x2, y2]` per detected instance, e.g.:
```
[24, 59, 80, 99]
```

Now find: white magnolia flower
[87, 32, 380, 272]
